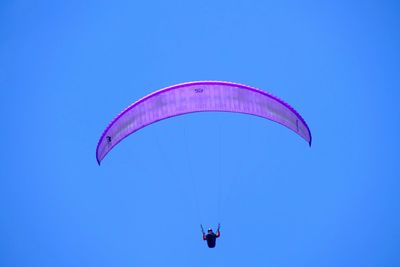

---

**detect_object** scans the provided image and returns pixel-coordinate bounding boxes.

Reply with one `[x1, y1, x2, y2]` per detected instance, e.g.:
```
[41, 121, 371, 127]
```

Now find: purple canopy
[96, 81, 312, 164]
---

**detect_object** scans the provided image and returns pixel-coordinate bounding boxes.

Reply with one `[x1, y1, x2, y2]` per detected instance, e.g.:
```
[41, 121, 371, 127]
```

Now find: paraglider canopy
[96, 81, 312, 164]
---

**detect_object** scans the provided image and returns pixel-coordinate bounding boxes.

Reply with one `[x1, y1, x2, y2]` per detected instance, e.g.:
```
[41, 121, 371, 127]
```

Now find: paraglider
[96, 81, 312, 248]
[201, 224, 221, 248]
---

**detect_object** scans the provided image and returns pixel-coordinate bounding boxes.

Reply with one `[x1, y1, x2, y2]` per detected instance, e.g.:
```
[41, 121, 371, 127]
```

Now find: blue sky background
[1, 0, 399, 266]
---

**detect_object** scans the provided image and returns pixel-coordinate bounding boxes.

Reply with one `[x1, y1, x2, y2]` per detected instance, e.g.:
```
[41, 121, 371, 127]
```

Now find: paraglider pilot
[201, 224, 221, 248]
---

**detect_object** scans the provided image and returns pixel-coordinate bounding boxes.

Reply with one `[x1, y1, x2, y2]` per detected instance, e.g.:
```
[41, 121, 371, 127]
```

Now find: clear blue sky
[1, 0, 399, 266]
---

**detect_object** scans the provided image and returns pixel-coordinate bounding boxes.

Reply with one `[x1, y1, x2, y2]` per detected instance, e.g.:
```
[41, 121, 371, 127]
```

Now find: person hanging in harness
[201, 224, 221, 248]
